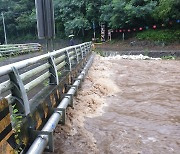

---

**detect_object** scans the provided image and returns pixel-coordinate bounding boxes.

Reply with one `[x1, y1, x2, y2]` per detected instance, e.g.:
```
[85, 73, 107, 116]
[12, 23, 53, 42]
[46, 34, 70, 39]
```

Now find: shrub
[136, 29, 180, 43]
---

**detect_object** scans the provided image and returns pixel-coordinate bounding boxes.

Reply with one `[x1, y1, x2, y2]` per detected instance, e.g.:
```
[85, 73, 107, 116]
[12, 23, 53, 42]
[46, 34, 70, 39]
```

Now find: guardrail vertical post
[83, 45, 86, 56]
[65, 50, 72, 71]
[74, 47, 79, 63]
[8, 67, 30, 115]
[89, 44, 91, 53]
[87, 43, 90, 54]
[48, 55, 59, 85]
[84, 44, 88, 56]
[89, 42, 92, 51]
[80, 45, 84, 59]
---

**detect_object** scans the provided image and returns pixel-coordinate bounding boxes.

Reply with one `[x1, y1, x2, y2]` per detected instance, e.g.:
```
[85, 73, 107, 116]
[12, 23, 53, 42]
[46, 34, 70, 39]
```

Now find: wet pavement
[44, 55, 180, 154]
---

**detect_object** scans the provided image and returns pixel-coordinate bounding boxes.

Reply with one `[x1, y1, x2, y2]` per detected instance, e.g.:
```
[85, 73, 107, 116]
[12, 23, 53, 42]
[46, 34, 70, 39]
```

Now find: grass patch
[43, 79, 49, 87]
[136, 29, 180, 43]
[107, 40, 118, 44]
[144, 49, 149, 56]
[161, 55, 176, 60]
[0, 56, 6, 62]
[9, 34, 37, 43]
[94, 49, 105, 57]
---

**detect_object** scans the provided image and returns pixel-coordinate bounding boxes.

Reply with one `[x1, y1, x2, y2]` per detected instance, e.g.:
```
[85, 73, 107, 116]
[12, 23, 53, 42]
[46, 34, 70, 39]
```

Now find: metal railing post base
[29, 128, 54, 152]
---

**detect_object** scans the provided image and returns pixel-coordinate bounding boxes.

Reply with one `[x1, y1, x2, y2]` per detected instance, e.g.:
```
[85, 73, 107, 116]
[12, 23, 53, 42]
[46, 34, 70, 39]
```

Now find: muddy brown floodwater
[48, 55, 180, 154]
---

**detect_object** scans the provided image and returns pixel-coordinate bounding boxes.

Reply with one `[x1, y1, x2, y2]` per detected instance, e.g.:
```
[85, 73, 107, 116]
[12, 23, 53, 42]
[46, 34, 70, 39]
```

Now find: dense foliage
[136, 29, 180, 42]
[0, 0, 179, 43]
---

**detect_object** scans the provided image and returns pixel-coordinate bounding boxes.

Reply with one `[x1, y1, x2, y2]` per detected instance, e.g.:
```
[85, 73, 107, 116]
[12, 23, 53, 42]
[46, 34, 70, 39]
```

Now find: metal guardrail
[0, 43, 42, 56]
[0, 42, 93, 153]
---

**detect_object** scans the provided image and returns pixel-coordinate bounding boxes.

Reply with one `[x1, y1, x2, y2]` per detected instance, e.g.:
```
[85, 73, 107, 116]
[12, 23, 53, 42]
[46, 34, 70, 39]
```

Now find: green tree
[0, 0, 179, 43]
[101, 0, 157, 28]
[58, 0, 89, 36]
[154, 0, 180, 21]
[57, 0, 102, 36]
[0, 0, 36, 42]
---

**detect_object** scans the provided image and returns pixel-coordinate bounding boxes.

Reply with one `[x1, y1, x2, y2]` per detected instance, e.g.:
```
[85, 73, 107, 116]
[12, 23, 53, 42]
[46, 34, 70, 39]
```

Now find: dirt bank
[95, 39, 180, 51]
[48, 55, 180, 154]
[95, 40, 180, 58]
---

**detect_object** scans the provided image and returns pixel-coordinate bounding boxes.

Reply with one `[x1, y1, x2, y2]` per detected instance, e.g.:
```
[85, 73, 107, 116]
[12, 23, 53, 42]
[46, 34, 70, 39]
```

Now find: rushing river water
[83, 58, 180, 154]
[45, 55, 180, 154]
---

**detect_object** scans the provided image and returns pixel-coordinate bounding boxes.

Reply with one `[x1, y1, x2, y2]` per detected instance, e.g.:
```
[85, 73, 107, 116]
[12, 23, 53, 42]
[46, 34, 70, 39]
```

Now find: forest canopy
[0, 0, 179, 43]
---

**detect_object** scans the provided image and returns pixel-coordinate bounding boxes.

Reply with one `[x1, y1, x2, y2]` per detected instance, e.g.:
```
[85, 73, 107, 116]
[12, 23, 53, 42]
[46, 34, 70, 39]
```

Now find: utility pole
[93, 21, 96, 39]
[1, 12, 7, 44]
[122, 33, 125, 41]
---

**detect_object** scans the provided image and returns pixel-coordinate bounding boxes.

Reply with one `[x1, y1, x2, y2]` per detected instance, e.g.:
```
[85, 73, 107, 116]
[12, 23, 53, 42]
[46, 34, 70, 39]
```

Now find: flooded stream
[49, 55, 180, 154]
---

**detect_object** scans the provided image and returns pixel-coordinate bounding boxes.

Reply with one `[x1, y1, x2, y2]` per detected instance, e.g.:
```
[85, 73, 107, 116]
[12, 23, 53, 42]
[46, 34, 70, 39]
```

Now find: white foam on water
[103, 54, 161, 60]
